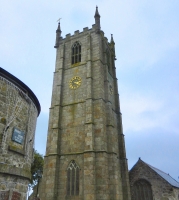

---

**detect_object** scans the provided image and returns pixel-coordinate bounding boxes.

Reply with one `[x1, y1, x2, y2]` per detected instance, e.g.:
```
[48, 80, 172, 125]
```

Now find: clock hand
[74, 81, 80, 85]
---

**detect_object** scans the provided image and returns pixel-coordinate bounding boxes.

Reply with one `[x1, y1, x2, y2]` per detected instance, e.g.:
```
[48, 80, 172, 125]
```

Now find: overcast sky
[1, 0, 179, 182]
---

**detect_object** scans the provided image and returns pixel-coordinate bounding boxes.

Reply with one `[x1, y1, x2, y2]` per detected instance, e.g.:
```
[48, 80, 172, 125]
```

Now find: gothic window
[106, 48, 112, 75]
[67, 160, 80, 196]
[71, 42, 81, 64]
[132, 179, 153, 200]
[106, 49, 110, 68]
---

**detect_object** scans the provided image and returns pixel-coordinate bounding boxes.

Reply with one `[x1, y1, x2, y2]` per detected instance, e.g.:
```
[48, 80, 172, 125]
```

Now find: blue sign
[12, 128, 25, 144]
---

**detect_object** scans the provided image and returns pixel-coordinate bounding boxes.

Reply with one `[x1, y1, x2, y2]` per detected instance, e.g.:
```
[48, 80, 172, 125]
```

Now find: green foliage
[30, 150, 44, 189]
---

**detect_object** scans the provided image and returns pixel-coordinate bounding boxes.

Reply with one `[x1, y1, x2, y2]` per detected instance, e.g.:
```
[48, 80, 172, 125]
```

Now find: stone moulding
[8, 145, 25, 155]
[45, 150, 118, 158]
[0, 163, 31, 180]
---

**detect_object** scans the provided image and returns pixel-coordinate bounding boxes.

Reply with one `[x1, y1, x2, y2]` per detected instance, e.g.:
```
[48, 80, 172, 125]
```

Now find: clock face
[109, 84, 113, 95]
[69, 76, 82, 89]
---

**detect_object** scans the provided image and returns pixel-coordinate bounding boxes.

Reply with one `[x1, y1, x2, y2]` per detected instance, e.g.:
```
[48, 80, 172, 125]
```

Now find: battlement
[59, 24, 94, 42]
[58, 23, 110, 46]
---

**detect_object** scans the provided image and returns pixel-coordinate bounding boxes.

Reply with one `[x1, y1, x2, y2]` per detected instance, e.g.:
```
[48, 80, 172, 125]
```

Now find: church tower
[40, 7, 131, 200]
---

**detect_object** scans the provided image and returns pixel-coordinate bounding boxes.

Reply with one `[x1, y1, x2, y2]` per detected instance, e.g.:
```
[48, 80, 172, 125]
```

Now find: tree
[30, 150, 44, 189]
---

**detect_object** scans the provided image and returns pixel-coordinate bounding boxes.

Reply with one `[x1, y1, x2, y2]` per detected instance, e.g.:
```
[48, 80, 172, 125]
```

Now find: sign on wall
[12, 128, 25, 144]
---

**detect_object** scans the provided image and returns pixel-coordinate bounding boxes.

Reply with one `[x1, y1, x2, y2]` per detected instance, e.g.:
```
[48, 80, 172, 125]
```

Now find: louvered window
[106, 49, 110, 68]
[106, 48, 112, 74]
[71, 42, 81, 64]
[67, 160, 80, 196]
[132, 179, 153, 200]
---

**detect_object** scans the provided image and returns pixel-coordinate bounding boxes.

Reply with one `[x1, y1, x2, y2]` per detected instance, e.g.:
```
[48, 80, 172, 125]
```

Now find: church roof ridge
[140, 159, 179, 188]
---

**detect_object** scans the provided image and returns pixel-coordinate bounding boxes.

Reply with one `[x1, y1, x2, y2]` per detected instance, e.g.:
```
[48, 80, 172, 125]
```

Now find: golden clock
[69, 76, 82, 89]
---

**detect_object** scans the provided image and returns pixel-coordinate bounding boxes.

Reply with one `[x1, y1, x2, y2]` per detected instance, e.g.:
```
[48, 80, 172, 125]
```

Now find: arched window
[132, 179, 153, 200]
[71, 42, 81, 64]
[67, 160, 80, 196]
[106, 48, 112, 74]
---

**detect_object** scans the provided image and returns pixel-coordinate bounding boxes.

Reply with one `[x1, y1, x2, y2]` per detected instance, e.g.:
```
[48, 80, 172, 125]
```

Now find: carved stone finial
[54, 19, 62, 48]
[94, 6, 101, 33]
[95, 6, 100, 17]
[111, 34, 114, 43]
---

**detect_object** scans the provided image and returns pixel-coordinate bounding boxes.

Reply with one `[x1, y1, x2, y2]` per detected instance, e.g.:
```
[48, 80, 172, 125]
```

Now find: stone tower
[40, 7, 131, 200]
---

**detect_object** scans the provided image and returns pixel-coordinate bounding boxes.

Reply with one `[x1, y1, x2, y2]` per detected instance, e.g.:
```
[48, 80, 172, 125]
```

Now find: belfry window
[132, 179, 153, 200]
[71, 42, 81, 64]
[106, 49, 111, 72]
[67, 160, 80, 196]
[106, 50, 110, 67]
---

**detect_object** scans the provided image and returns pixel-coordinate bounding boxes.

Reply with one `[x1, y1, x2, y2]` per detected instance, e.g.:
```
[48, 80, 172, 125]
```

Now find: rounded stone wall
[0, 67, 40, 200]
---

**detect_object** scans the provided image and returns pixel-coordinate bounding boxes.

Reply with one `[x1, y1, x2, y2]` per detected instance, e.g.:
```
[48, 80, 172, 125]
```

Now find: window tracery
[106, 48, 112, 74]
[132, 179, 153, 200]
[71, 42, 81, 64]
[67, 160, 80, 196]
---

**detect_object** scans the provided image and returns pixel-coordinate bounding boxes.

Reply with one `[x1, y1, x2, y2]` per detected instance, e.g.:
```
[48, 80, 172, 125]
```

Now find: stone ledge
[45, 150, 117, 157]
[0, 163, 31, 180]
[8, 145, 25, 156]
[106, 124, 114, 127]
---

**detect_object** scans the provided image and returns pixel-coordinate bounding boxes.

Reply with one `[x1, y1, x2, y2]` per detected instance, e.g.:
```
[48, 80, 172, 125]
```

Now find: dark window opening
[72, 42, 81, 64]
[67, 160, 80, 196]
[106, 49, 111, 73]
[132, 179, 153, 200]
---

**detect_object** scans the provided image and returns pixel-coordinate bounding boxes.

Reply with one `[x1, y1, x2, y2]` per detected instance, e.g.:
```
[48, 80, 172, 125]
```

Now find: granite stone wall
[129, 160, 179, 200]
[0, 75, 39, 200]
[40, 23, 131, 200]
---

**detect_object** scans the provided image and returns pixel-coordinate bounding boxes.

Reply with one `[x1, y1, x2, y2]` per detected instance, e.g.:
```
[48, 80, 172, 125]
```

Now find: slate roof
[143, 160, 179, 188]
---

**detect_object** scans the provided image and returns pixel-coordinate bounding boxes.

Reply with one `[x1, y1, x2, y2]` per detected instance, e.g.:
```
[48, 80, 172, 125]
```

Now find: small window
[72, 42, 81, 64]
[67, 160, 80, 196]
